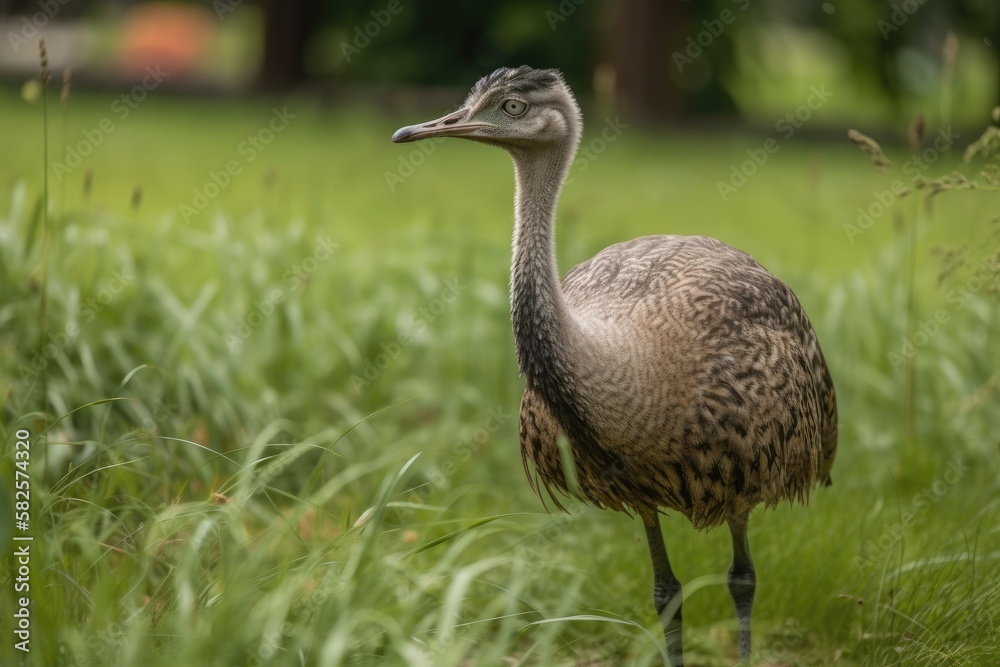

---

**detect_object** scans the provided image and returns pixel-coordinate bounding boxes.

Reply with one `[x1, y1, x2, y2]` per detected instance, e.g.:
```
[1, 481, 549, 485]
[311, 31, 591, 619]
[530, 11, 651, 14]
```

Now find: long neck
[509, 144, 576, 382]
[509, 141, 599, 444]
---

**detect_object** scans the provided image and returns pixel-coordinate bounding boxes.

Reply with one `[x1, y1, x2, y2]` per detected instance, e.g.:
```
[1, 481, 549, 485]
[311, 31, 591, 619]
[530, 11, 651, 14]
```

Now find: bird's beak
[391, 107, 493, 143]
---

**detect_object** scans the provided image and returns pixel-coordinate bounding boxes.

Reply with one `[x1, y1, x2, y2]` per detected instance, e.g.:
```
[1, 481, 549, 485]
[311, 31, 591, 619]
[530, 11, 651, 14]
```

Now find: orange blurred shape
[118, 2, 216, 79]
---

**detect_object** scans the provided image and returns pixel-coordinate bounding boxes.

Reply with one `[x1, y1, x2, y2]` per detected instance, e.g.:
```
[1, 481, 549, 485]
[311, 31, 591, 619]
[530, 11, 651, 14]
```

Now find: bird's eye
[501, 99, 527, 117]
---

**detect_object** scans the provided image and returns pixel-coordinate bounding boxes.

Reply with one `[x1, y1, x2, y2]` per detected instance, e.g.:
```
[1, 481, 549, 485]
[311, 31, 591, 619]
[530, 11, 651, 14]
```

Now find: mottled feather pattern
[397, 64, 835, 663]
[453, 65, 837, 531]
[519, 235, 837, 527]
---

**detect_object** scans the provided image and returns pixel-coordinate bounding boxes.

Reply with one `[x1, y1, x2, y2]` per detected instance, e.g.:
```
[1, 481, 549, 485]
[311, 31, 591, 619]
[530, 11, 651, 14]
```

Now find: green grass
[1, 82, 999, 667]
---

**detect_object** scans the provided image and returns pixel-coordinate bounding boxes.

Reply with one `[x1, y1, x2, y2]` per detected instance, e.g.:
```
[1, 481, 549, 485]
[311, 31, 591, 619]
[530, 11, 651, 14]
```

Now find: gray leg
[645, 519, 683, 666]
[727, 512, 756, 662]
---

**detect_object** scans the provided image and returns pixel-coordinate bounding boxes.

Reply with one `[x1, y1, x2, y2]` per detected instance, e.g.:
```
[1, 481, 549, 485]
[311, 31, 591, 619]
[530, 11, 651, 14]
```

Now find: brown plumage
[393, 66, 837, 666]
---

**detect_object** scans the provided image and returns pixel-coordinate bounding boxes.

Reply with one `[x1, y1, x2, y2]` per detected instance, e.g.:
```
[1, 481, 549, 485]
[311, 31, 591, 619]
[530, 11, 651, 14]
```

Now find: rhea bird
[392, 66, 837, 665]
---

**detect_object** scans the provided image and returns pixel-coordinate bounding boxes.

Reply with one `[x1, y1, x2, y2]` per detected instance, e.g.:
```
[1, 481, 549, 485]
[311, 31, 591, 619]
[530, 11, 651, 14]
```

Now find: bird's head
[391, 66, 581, 152]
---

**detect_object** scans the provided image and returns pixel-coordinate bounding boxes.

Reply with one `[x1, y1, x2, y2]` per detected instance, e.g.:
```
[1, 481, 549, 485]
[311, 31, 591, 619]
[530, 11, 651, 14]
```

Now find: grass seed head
[39, 39, 50, 86]
[963, 126, 1000, 163]
[981, 164, 1000, 186]
[61, 67, 72, 109]
[847, 129, 891, 171]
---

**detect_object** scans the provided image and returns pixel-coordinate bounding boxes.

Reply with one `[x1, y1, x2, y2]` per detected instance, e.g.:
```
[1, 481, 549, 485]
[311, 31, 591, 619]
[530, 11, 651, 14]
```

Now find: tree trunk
[610, 0, 682, 122]
[258, 0, 317, 90]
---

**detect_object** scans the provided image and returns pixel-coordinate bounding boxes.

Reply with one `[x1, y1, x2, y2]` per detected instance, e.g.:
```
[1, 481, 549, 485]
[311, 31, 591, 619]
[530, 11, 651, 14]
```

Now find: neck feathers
[509, 137, 576, 381]
[509, 110, 599, 445]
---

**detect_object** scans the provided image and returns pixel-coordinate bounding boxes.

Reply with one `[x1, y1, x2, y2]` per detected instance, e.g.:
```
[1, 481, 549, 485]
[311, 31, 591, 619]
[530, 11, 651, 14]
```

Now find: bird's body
[519, 233, 837, 528]
[393, 65, 837, 666]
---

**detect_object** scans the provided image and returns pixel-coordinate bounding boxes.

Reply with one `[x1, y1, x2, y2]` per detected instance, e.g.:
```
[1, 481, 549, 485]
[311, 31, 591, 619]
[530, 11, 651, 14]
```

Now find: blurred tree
[608, 0, 1000, 121]
[811, 0, 1000, 114]
[607, 0, 739, 121]
[310, 0, 737, 121]
[0, 0, 995, 113]
[259, 0, 318, 90]
[312, 2, 600, 94]
[610, 0, 679, 120]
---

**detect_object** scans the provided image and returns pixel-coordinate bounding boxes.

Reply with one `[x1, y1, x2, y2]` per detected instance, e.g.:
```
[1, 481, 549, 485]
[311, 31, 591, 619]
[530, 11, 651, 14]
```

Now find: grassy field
[1, 82, 999, 667]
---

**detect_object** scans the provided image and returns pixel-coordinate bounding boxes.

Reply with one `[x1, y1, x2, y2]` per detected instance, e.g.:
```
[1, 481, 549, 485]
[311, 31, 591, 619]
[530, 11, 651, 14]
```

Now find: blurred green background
[1, 1, 999, 666]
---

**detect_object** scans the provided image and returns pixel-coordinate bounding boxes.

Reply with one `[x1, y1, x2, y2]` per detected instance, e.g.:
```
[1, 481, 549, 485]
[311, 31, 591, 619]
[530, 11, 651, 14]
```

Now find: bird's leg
[645, 518, 683, 666]
[727, 511, 755, 662]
